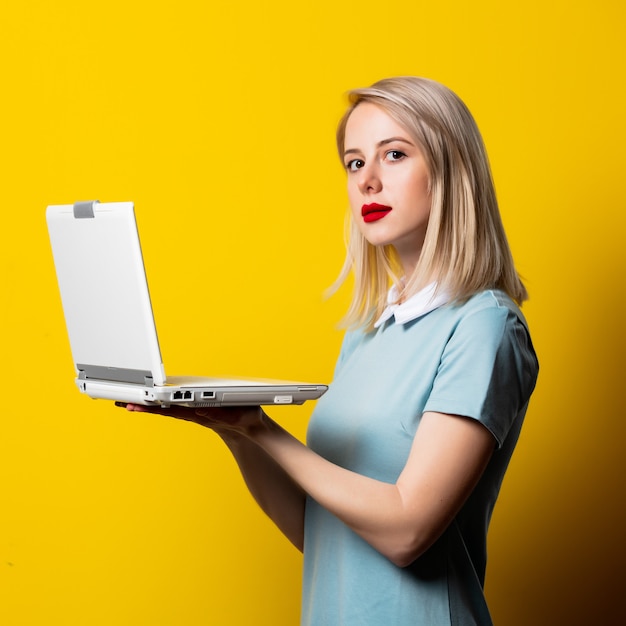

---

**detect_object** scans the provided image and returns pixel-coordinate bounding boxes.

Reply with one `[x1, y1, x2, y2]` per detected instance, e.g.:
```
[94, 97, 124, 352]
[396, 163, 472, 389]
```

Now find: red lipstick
[361, 203, 392, 223]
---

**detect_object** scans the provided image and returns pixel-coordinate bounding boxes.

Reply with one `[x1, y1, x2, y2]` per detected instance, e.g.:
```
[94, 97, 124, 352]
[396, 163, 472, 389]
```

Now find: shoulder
[446, 290, 531, 343]
[428, 290, 539, 401]
[455, 289, 526, 322]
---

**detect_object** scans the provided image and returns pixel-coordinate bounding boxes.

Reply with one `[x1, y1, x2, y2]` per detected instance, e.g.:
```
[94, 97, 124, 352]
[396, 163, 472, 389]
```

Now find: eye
[386, 150, 406, 162]
[346, 159, 365, 172]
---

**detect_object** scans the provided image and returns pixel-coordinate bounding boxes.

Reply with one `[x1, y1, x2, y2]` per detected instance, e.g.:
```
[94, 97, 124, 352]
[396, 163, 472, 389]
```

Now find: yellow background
[1, 1, 624, 624]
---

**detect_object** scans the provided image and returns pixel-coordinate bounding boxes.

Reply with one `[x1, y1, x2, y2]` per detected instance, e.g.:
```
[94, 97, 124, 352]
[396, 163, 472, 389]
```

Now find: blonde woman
[125, 77, 539, 625]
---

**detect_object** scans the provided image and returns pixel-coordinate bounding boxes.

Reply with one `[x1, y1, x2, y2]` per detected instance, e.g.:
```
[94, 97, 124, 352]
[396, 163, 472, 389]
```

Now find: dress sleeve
[423, 303, 538, 447]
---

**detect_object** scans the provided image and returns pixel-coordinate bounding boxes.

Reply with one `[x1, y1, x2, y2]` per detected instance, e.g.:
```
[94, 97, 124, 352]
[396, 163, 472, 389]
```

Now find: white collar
[374, 282, 450, 328]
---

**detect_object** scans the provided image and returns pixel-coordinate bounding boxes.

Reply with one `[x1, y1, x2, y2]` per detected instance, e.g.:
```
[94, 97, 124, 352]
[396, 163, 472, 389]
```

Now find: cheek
[405, 174, 430, 208]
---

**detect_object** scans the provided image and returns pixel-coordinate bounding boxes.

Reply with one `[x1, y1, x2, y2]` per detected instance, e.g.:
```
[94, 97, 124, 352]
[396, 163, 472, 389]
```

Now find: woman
[125, 77, 539, 625]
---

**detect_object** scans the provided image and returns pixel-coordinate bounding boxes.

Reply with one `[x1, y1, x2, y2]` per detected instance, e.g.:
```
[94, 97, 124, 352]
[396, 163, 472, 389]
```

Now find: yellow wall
[1, 1, 624, 624]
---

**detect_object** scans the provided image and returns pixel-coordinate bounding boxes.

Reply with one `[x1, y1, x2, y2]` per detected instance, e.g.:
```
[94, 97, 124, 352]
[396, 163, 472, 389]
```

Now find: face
[343, 102, 431, 274]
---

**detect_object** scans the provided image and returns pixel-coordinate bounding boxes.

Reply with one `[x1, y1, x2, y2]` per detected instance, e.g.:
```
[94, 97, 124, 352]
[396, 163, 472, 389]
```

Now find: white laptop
[46, 200, 328, 408]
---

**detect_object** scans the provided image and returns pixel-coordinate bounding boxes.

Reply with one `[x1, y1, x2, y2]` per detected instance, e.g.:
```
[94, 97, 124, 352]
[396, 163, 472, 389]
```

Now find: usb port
[202, 391, 216, 399]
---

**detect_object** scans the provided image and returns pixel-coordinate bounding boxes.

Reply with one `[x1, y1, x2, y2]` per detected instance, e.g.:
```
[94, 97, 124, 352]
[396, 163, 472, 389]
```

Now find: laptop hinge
[77, 363, 155, 387]
[73, 200, 99, 219]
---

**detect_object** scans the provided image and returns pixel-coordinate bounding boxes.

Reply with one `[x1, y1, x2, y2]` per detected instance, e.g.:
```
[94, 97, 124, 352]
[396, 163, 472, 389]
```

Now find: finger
[123, 403, 149, 412]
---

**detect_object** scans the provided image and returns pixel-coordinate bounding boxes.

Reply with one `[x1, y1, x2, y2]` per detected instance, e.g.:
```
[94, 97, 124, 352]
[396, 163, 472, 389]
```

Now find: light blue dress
[301, 290, 539, 625]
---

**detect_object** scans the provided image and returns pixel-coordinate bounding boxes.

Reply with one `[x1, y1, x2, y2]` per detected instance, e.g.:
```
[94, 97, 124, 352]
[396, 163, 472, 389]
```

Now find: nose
[357, 162, 382, 195]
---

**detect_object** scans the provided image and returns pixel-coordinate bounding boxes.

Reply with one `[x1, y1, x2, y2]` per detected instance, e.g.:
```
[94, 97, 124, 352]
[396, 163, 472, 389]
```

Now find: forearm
[248, 416, 419, 564]
[247, 412, 494, 567]
[218, 430, 306, 551]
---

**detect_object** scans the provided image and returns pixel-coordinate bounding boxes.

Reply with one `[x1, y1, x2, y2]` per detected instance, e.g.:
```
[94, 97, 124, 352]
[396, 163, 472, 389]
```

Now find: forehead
[343, 102, 412, 148]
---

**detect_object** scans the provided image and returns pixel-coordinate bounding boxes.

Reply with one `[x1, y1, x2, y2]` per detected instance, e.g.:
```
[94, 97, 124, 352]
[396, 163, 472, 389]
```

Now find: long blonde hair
[330, 76, 527, 330]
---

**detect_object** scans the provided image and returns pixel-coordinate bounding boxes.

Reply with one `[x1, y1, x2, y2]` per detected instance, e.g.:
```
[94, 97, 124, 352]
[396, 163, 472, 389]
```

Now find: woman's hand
[119, 402, 266, 440]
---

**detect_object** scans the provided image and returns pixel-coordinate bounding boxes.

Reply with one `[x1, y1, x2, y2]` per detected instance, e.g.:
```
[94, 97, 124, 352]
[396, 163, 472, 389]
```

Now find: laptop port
[202, 391, 216, 399]
[171, 390, 195, 401]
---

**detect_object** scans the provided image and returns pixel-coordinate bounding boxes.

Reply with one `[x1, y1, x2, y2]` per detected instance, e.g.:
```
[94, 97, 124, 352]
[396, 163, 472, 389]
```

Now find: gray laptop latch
[73, 200, 100, 219]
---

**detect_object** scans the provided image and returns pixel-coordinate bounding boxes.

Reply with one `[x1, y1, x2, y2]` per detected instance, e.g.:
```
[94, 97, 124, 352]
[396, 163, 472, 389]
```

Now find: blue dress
[301, 290, 539, 625]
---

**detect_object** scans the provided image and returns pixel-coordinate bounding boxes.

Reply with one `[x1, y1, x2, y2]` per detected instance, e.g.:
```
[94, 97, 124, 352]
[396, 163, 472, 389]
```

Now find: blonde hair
[331, 76, 528, 330]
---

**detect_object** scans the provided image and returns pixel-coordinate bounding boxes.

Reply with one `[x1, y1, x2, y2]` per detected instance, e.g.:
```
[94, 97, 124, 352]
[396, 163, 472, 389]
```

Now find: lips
[361, 203, 392, 223]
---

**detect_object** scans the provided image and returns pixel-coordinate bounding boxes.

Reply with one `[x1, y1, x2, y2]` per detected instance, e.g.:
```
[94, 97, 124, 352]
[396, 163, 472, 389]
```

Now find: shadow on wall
[488, 236, 626, 625]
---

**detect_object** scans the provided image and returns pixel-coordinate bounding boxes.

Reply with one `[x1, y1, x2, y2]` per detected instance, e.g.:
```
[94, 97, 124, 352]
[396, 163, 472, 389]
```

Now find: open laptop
[46, 200, 328, 408]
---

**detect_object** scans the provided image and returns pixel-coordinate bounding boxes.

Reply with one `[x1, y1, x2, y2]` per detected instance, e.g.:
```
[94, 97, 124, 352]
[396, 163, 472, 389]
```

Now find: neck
[398, 252, 420, 281]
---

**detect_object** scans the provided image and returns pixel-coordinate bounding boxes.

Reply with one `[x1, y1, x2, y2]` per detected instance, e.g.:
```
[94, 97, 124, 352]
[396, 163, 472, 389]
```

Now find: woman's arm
[124, 404, 494, 566]
[216, 431, 306, 550]
[242, 408, 495, 567]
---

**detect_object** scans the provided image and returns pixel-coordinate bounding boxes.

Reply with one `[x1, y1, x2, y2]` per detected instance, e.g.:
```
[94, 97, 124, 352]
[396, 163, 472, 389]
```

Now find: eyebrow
[343, 136, 415, 158]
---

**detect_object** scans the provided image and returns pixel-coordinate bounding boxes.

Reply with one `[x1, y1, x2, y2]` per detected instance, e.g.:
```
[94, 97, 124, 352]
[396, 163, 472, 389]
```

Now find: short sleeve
[424, 301, 538, 447]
